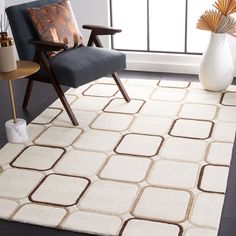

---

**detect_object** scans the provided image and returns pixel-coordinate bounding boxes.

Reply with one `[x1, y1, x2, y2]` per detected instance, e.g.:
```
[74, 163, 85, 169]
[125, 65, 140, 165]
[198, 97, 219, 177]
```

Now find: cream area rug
[0, 77, 236, 236]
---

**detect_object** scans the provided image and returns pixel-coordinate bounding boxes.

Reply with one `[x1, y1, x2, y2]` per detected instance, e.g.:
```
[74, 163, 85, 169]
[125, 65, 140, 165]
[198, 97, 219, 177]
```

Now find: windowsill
[123, 51, 202, 75]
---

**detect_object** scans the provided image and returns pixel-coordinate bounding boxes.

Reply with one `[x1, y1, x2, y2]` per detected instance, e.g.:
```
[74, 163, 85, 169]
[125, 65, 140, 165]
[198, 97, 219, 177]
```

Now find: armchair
[6, 0, 130, 126]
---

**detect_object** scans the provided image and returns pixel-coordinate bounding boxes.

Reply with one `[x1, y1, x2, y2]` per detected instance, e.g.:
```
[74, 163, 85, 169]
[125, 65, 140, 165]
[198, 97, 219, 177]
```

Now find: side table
[0, 60, 40, 143]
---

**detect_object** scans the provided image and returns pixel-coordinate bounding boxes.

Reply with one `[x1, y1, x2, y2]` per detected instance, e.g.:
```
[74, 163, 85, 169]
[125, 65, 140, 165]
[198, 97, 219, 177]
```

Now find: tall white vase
[199, 32, 234, 91]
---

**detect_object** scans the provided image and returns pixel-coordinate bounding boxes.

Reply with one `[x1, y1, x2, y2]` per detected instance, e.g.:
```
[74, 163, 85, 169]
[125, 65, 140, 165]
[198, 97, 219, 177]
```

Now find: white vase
[199, 32, 234, 91]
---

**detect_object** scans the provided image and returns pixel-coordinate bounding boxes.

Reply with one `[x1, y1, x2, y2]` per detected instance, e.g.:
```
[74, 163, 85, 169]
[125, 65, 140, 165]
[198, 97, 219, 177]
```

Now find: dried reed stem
[216, 15, 236, 33]
[0, 10, 9, 32]
[214, 0, 236, 16]
[197, 10, 222, 32]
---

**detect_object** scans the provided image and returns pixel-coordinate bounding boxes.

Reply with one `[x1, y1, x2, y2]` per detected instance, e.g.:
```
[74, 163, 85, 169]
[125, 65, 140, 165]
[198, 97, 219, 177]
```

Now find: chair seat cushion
[48, 46, 126, 87]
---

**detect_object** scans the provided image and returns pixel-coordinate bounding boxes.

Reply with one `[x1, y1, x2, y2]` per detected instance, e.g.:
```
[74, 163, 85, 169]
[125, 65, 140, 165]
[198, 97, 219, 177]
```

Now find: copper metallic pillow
[27, 0, 83, 56]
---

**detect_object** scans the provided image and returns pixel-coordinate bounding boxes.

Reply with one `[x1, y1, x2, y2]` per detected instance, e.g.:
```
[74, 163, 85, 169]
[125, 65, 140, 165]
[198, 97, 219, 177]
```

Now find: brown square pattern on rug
[0, 77, 235, 236]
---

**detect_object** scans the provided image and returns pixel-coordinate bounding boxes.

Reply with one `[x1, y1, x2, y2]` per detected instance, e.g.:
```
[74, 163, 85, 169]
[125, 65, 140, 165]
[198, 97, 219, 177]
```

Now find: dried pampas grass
[197, 0, 236, 37]
[216, 15, 236, 35]
[214, 0, 236, 16]
[197, 10, 222, 32]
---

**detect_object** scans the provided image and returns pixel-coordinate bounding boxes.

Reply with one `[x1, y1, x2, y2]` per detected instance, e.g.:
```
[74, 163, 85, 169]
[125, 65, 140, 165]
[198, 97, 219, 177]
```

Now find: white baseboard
[125, 51, 236, 76]
[126, 60, 199, 74]
[125, 52, 201, 74]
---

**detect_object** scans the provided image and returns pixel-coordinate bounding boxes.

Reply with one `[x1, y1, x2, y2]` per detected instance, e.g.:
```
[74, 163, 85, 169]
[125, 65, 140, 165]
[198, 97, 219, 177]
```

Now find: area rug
[0, 77, 236, 236]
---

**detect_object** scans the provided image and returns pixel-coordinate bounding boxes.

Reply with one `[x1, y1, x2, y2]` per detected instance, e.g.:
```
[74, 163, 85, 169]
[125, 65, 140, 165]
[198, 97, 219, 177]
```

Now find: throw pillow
[27, 0, 83, 56]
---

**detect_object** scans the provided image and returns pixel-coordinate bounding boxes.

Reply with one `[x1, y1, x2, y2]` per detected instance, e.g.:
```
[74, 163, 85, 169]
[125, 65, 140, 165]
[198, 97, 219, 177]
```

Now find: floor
[0, 71, 235, 236]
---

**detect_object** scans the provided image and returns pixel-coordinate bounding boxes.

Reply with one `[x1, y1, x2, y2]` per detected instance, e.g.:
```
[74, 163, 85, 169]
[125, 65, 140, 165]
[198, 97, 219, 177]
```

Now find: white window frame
[109, 0, 204, 74]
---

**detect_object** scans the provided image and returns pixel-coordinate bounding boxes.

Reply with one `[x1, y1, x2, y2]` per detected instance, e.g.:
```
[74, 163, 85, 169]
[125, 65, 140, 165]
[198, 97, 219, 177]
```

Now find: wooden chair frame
[23, 25, 130, 126]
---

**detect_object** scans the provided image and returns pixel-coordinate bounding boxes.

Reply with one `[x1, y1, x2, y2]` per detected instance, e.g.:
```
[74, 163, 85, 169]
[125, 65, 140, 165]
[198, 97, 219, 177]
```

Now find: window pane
[149, 0, 186, 52]
[111, 0, 147, 50]
[187, 0, 215, 53]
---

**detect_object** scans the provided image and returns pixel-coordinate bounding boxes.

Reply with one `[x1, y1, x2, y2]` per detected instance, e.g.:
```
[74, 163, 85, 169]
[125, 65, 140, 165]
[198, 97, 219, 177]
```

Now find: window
[111, 0, 147, 51]
[110, 0, 215, 54]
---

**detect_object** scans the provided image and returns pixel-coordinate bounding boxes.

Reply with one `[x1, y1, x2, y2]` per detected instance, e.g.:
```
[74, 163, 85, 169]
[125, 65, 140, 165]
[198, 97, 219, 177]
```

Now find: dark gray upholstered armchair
[6, 0, 130, 126]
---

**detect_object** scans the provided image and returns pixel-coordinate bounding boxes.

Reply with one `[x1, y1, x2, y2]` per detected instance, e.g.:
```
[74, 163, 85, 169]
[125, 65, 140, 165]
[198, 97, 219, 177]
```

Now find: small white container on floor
[5, 118, 28, 143]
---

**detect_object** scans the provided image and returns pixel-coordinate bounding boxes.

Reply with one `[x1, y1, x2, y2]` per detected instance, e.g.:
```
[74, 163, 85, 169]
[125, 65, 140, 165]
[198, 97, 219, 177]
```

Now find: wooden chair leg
[51, 80, 79, 126]
[112, 73, 130, 102]
[23, 79, 34, 109]
[39, 52, 79, 126]
[87, 35, 130, 103]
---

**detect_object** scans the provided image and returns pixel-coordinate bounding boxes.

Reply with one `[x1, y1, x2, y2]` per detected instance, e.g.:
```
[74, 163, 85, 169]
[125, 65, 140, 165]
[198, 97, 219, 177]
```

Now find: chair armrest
[83, 24, 121, 35]
[29, 40, 68, 51]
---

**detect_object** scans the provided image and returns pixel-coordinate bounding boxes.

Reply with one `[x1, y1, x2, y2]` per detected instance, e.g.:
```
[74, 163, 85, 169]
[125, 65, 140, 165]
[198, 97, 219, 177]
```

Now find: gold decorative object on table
[0, 11, 17, 73]
[0, 31, 17, 72]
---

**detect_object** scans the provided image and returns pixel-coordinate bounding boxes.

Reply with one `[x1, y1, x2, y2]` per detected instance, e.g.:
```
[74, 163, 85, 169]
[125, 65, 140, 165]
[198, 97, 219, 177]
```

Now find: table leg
[7, 80, 17, 123]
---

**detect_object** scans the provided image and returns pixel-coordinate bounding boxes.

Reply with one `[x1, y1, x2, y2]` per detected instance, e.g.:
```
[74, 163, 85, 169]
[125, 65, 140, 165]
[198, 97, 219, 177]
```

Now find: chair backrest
[6, 0, 61, 61]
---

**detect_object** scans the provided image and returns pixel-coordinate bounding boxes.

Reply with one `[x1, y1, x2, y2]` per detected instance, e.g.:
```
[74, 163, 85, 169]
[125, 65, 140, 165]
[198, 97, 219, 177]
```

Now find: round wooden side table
[0, 60, 40, 142]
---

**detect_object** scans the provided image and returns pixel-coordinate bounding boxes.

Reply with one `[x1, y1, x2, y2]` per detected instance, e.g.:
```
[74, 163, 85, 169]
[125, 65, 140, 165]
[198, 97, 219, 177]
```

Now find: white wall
[0, 0, 4, 12]
[70, 0, 110, 47]
[0, 0, 5, 25]
[5, 0, 110, 47]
